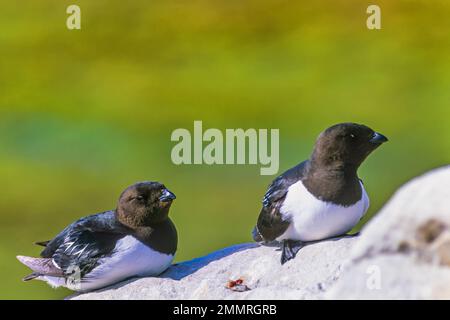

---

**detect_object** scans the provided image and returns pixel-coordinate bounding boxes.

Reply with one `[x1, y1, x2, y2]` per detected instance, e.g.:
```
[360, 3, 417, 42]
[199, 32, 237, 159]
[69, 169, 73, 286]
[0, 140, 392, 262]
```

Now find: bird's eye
[136, 195, 144, 201]
[350, 134, 356, 139]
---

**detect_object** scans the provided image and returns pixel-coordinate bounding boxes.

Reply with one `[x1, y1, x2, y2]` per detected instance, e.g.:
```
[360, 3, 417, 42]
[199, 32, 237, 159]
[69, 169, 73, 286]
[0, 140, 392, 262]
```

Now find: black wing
[254, 160, 309, 242]
[41, 211, 130, 277]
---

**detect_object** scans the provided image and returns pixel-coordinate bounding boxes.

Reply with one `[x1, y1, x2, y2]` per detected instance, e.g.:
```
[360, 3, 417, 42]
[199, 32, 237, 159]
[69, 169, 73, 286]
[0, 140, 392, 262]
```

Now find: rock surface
[327, 166, 450, 299]
[70, 166, 450, 300]
[70, 236, 356, 300]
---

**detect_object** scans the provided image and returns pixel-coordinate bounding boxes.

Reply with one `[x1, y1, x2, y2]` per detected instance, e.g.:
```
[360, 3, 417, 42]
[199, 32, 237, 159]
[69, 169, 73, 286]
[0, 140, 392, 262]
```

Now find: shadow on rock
[162, 243, 260, 280]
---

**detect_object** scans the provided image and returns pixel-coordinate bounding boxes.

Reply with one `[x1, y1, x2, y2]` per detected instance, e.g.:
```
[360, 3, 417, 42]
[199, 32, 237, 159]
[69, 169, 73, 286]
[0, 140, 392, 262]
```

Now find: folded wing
[254, 161, 309, 242]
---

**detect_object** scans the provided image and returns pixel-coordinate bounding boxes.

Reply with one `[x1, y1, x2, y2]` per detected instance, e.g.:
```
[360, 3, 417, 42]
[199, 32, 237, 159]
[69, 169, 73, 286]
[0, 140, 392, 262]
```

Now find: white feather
[39, 236, 174, 292]
[277, 180, 369, 242]
[39, 276, 66, 289]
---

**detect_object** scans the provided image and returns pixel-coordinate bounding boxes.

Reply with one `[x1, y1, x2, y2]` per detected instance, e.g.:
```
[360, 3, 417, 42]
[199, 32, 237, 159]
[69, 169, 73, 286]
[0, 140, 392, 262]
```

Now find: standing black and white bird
[252, 123, 388, 264]
[17, 181, 177, 292]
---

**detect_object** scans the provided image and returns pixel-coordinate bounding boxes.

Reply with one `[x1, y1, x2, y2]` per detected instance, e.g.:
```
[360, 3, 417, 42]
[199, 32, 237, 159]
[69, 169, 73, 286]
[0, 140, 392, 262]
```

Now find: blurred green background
[1, 0, 449, 299]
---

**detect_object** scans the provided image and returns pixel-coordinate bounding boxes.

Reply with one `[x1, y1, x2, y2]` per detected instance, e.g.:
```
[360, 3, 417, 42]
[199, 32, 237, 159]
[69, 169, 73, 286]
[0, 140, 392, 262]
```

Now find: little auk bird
[252, 123, 388, 264]
[17, 181, 177, 292]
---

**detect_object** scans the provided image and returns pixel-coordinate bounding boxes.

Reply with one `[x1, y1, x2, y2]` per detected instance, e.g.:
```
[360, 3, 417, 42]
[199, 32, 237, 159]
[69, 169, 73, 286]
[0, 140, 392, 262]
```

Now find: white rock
[327, 166, 450, 299]
[70, 237, 357, 300]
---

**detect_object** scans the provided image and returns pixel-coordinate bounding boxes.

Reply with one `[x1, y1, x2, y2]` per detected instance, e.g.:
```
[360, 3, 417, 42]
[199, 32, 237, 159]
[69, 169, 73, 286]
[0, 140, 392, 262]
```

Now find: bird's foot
[280, 240, 304, 265]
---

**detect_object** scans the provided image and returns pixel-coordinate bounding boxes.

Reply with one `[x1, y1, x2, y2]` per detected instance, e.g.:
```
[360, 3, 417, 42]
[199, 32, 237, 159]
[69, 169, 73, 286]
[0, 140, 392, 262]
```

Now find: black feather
[23, 273, 40, 281]
[34, 241, 50, 247]
[255, 161, 309, 242]
[42, 211, 130, 278]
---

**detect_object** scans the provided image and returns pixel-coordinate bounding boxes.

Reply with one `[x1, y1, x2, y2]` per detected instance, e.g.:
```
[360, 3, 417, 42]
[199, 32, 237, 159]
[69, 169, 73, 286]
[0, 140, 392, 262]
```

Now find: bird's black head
[116, 181, 176, 228]
[311, 123, 388, 171]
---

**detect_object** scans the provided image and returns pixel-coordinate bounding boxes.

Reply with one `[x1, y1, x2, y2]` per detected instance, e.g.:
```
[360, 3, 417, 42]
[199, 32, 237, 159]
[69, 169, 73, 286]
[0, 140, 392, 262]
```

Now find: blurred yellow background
[0, 0, 449, 299]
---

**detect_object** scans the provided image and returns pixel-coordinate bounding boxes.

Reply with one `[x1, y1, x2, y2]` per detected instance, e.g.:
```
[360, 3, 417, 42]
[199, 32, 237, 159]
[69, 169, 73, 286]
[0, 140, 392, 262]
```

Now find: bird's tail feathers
[16, 255, 63, 281]
[22, 272, 41, 281]
[34, 240, 50, 247]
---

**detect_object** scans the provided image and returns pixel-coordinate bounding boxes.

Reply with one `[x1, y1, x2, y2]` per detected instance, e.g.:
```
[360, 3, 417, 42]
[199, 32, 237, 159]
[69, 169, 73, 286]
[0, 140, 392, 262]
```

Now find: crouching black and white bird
[252, 123, 388, 264]
[17, 181, 177, 292]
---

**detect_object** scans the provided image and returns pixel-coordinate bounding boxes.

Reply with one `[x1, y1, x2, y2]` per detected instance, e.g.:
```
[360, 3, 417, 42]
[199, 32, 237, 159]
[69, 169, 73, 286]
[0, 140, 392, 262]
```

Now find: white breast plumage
[277, 180, 369, 242]
[43, 236, 174, 291]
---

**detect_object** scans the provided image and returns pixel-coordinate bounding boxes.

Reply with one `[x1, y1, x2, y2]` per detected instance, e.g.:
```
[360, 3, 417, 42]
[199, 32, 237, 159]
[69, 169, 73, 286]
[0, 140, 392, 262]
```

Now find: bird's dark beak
[370, 132, 388, 144]
[159, 189, 176, 202]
